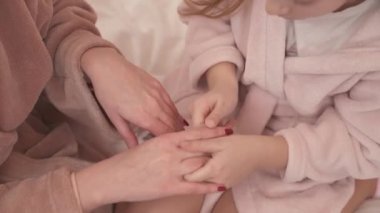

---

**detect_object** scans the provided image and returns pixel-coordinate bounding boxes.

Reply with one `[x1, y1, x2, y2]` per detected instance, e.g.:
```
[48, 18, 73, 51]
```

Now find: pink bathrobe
[0, 0, 124, 212]
[165, 0, 380, 212]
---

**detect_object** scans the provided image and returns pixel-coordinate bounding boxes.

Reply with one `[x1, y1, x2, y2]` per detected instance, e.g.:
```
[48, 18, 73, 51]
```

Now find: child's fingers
[177, 182, 221, 195]
[204, 102, 227, 128]
[184, 161, 214, 182]
[180, 156, 209, 175]
[191, 98, 214, 127]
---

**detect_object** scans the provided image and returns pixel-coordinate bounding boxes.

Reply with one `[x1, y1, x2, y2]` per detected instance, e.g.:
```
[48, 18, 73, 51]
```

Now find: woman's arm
[75, 127, 228, 212]
[44, 0, 183, 148]
[277, 72, 380, 183]
[80, 47, 184, 148]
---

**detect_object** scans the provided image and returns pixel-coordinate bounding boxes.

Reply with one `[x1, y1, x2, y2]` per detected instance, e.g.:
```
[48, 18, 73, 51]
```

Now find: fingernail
[183, 119, 189, 126]
[225, 128, 234, 136]
[217, 186, 227, 192]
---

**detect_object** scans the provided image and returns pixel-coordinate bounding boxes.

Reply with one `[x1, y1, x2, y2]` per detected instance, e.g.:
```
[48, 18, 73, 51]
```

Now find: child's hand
[180, 135, 288, 188]
[180, 135, 259, 187]
[81, 47, 184, 148]
[191, 62, 239, 128]
[192, 87, 238, 128]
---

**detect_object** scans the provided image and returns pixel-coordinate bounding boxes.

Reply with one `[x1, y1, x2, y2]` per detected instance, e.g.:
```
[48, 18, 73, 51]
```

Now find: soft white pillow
[88, 0, 186, 80]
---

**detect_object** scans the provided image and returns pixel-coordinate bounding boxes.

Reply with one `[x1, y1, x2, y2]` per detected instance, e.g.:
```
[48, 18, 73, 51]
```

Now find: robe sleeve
[0, 164, 82, 213]
[0, 0, 116, 212]
[45, 0, 115, 70]
[277, 72, 380, 182]
[178, 1, 244, 88]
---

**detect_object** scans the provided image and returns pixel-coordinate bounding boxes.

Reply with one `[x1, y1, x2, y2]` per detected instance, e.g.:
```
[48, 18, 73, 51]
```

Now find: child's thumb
[205, 105, 224, 128]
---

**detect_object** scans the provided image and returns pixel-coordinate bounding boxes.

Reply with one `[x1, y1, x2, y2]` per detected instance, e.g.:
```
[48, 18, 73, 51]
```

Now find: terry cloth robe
[0, 0, 125, 212]
[164, 0, 380, 212]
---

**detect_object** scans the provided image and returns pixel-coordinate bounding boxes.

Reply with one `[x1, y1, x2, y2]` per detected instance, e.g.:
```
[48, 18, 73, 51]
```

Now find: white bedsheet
[88, 0, 186, 80]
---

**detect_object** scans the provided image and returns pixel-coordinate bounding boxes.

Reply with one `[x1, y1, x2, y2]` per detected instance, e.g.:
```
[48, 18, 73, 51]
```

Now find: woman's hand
[75, 127, 229, 212]
[180, 135, 289, 188]
[191, 62, 238, 128]
[81, 47, 184, 148]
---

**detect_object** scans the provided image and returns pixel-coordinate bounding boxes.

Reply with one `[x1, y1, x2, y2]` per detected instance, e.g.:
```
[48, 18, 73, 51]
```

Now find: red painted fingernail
[225, 128, 234, 136]
[183, 119, 189, 126]
[217, 186, 227, 192]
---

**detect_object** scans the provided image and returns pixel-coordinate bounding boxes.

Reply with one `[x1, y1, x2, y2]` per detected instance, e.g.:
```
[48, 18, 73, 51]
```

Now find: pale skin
[119, 0, 377, 212]
[74, 127, 229, 212]
[77, 46, 233, 211]
[81, 47, 184, 148]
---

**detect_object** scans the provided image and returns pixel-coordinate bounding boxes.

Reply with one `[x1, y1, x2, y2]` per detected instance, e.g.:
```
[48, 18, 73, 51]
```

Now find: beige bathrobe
[165, 0, 380, 212]
[0, 0, 125, 212]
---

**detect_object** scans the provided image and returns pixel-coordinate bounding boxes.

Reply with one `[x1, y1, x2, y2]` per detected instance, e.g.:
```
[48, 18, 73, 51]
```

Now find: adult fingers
[171, 127, 228, 143]
[137, 113, 173, 136]
[156, 104, 184, 133]
[110, 114, 138, 148]
[122, 106, 173, 136]
[145, 98, 184, 134]
[179, 138, 223, 153]
[149, 84, 184, 131]
[157, 87, 183, 126]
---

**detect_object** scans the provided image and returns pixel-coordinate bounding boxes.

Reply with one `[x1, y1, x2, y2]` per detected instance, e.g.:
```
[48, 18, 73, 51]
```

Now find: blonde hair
[181, 0, 244, 18]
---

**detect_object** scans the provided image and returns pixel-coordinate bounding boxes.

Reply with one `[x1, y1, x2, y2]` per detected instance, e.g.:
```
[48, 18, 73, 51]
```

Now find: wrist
[75, 165, 110, 212]
[255, 135, 289, 172]
[80, 47, 122, 81]
[206, 62, 238, 91]
[70, 173, 84, 211]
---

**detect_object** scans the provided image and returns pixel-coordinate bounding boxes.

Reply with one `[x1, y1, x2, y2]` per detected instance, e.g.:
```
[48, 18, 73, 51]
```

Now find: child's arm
[181, 72, 380, 187]
[179, 2, 244, 127]
[276, 72, 380, 183]
[191, 62, 239, 127]
[190, 72, 380, 183]
[180, 134, 289, 187]
[206, 62, 238, 90]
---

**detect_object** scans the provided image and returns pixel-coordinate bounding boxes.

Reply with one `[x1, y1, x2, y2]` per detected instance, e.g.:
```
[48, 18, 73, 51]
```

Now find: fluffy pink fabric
[164, 0, 380, 212]
[0, 0, 123, 212]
